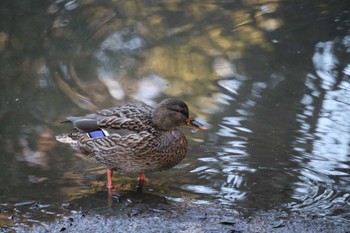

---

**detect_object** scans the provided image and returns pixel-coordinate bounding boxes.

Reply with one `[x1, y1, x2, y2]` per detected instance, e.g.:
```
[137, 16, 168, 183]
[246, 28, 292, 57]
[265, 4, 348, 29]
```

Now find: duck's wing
[95, 104, 154, 132]
[66, 114, 99, 132]
[66, 104, 154, 134]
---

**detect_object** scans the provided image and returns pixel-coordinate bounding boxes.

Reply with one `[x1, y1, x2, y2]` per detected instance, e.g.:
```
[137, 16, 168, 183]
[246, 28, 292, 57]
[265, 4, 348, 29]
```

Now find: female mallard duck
[56, 98, 206, 191]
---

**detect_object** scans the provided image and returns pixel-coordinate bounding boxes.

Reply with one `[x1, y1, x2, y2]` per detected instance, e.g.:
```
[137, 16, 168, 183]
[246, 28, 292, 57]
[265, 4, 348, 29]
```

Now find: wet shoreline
[13, 192, 350, 233]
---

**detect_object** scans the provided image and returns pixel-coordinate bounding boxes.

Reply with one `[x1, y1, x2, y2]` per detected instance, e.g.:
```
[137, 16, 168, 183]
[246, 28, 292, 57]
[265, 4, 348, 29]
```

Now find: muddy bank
[14, 191, 350, 233]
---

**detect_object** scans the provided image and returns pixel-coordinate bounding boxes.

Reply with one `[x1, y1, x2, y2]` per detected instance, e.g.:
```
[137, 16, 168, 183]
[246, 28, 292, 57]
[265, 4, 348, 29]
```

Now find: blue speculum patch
[88, 130, 106, 138]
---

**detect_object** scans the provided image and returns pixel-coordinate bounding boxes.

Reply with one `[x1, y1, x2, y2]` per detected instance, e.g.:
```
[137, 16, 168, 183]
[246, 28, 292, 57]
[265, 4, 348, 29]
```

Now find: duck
[56, 98, 206, 192]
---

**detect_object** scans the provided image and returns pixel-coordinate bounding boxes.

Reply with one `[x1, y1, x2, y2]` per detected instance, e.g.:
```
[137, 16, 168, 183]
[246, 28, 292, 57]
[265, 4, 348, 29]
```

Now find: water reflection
[289, 36, 350, 218]
[94, 28, 148, 101]
[177, 2, 350, 222]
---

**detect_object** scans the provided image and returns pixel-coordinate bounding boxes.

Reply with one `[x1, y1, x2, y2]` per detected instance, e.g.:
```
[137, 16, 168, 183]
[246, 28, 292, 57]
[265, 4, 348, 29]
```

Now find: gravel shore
[15, 192, 350, 233]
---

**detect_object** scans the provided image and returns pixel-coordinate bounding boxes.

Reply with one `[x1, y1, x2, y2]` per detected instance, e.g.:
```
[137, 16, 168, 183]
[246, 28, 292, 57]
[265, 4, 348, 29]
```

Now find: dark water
[1, 0, 350, 228]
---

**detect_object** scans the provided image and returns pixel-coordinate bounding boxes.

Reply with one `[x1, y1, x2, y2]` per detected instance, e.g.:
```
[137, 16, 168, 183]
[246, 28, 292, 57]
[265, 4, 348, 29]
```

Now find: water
[1, 0, 350, 228]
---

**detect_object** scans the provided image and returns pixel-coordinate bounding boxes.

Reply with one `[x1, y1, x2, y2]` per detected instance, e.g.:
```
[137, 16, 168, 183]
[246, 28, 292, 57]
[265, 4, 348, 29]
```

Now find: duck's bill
[186, 118, 207, 130]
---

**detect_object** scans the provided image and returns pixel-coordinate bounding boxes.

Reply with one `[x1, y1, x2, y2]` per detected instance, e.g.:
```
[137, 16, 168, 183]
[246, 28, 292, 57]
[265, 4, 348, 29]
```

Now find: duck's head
[152, 98, 207, 131]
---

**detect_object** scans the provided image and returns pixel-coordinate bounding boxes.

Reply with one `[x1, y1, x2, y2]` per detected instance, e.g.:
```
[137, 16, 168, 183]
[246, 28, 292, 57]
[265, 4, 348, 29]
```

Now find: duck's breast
[152, 129, 188, 170]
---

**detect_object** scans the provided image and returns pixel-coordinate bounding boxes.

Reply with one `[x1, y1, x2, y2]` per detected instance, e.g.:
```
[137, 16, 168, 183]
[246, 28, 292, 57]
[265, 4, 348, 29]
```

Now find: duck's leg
[107, 169, 114, 206]
[107, 169, 114, 190]
[136, 173, 146, 193]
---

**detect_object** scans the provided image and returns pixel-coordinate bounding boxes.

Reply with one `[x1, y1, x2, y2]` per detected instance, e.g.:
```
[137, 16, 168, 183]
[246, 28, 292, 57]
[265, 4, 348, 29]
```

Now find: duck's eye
[171, 108, 181, 113]
[169, 107, 188, 116]
[175, 110, 183, 114]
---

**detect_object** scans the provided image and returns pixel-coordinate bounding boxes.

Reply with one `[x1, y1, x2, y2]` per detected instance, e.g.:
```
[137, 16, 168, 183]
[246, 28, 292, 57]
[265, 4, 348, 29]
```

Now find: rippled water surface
[1, 0, 350, 228]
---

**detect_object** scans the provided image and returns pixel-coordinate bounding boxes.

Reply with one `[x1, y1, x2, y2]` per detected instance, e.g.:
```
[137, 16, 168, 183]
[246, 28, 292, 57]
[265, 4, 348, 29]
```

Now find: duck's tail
[56, 127, 81, 147]
[55, 134, 76, 144]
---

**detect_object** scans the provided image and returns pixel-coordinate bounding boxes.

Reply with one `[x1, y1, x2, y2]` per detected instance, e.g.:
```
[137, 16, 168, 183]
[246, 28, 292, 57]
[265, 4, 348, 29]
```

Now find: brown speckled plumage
[57, 99, 205, 176]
